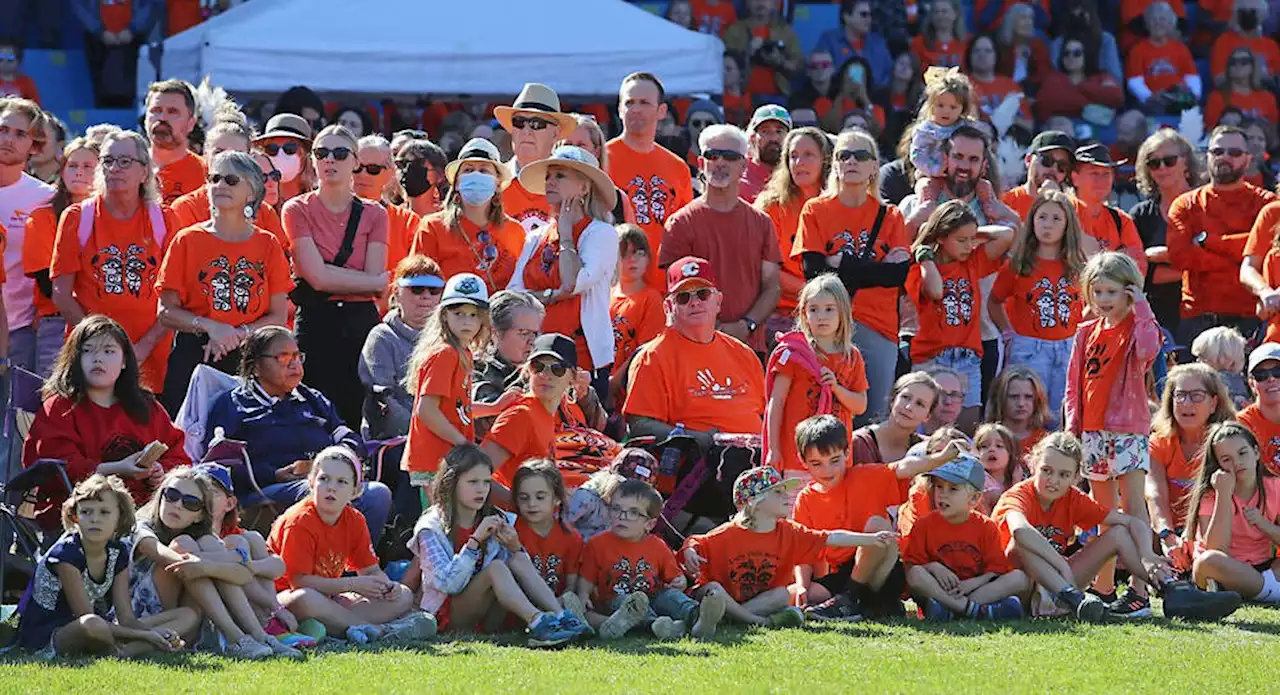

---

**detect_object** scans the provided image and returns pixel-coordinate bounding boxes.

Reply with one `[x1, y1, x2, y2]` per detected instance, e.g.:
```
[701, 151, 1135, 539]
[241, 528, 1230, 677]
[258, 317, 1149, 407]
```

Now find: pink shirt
[1197, 477, 1280, 566]
[282, 192, 388, 272]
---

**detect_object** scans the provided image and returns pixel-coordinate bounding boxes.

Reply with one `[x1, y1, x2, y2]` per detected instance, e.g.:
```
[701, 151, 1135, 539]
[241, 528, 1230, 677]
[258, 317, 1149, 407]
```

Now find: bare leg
[1192, 550, 1266, 596]
[448, 563, 541, 630]
[852, 516, 899, 590]
[53, 615, 118, 656]
[341, 584, 414, 625]
[1118, 470, 1152, 597]
[1008, 539, 1073, 593]
[804, 581, 833, 606]
[965, 570, 1030, 605]
[1067, 526, 1152, 589]
[507, 553, 562, 614]
[278, 588, 397, 634]
[1088, 478, 1120, 594]
[116, 607, 202, 658]
[198, 536, 270, 641]
[906, 565, 969, 614]
[692, 582, 778, 626]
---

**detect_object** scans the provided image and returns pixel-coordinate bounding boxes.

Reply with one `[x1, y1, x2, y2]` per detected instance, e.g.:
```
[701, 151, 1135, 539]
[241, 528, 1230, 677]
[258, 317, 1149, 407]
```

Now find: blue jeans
[915, 347, 983, 408]
[608, 588, 698, 625]
[8, 325, 35, 374]
[259, 480, 393, 544]
[854, 321, 900, 426]
[34, 317, 66, 378]
[1005, 335, 1073, 410]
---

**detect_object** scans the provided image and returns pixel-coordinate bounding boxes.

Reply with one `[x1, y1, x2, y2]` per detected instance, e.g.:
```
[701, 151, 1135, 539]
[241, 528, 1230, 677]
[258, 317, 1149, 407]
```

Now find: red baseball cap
[666, 256, 717, 295]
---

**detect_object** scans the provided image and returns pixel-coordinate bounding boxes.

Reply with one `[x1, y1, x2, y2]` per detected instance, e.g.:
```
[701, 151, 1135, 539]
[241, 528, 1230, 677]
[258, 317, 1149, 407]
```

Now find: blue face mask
[456, 171, 497, 206]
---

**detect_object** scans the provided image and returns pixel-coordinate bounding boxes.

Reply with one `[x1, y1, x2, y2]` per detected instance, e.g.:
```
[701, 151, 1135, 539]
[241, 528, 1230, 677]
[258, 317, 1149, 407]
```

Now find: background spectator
[910, 0, 967, 69]
[1050, 0, 1123, 81]
[0, 41, 40, 103]
[814, 0, 894, 90]
[73, 0, 157, 108]
[1125, 1, 1201, 114]
[996, 3, 1053, 89]
[1206, 47, 1279, 127]
[1036, 36, 1125, 121]
[1209, 0, 1280, 81]
[1130, 129, 1202, 336]
[724, 0, 802, 101]
[967, 33, 1033, 126]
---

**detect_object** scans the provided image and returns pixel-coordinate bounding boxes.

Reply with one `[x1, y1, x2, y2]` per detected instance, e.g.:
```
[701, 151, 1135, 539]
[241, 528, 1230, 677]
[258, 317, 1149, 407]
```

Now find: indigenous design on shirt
[91, 242, 158, 298]
[315, 548, 347, 579]
[933, 540, 984, 579]
[829, 228, 869, 257]
[198, 254, 268, 314]
[1083, 341, 1114, 378]
[1031, 277, 1074, 329]
[691, 368, 749, 400]
[942, 277, 974, 326]
[610, 556, 655, 597]
[627, 175, 672, 226]
[728, 555, 777, 600]
[532, 553, 565, 593]
[1037, 524, 1068, 553]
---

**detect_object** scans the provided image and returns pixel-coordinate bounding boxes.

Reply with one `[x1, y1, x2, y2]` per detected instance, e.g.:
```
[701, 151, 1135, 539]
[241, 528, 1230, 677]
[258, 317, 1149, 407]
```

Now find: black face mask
[1239, 9, 1260, 31]
[400, 161, 433, 198]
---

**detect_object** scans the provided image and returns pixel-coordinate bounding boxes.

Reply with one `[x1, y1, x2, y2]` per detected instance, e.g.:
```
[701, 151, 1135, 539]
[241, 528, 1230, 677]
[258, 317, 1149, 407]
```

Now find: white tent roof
[159, 0, 724, 97]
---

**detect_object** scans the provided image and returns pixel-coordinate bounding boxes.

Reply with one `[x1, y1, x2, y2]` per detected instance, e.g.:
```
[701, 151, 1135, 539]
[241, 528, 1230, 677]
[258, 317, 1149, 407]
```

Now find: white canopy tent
[152, 0, 725, 97]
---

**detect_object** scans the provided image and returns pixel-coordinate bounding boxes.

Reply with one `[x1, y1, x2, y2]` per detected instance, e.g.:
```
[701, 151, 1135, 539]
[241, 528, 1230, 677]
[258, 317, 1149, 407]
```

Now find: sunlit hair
[312, 123, 359, 154]
[698, 123, 749, 155]
[146, 79, 196, 116]
[308, 445, 362, 490]
[1009, 191, 1087, 282]
[49, 137, 100, 218]
[912, 199, 978, 250]
[985, 366, 1050, 431]
[920, 70, 977, 126]
[1183, 422, 1271, 543]
[428, 444, 499, 544]
[138, 466, 214, 539]
[795, 414, 850, 456]
[1028, 431, 1084, 475]
[405, 301, 492, 393]
[756, 127, 833, 210]
[796, 275, 854, 356]
[44, 315, 152, 423]
[1079, 251, 1143, 310]
[0, 97, 48, 157]
[1218, 46, 1264, 91]
[62, 473, 136, 538]
[512, 459, 570, 529]
[208, 150, 266, 220]
[1151, 363, 1236, 440]
[974, 422, 1019, 488]
[1191, 326, 1247, 373]
[563, 114, 608, 169]
[393, 253, 442, 284]
[926, 426, 971, 454]
[357, 134, 394, 201]
[441, 159, 505, 230]
[890, 371, 941, 419]
[828, 128, 880, 195]
[94, 130, 160, 202]
[997, 3, 1034, 46]
[1133, 129, 1203, 199]
[204, 119, 253, 157]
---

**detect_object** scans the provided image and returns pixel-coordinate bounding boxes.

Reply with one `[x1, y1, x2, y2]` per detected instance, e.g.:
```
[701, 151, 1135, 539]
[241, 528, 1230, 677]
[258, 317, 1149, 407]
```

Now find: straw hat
[493, 83, 577, 138]
[517, 145, 618, 210]
[443, 138, 511, 187]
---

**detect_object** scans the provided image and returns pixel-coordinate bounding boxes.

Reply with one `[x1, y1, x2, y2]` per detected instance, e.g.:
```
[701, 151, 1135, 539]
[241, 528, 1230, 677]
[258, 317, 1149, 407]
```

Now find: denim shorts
[915, 347, 983, 408]
[1006, 335, 1073, 410]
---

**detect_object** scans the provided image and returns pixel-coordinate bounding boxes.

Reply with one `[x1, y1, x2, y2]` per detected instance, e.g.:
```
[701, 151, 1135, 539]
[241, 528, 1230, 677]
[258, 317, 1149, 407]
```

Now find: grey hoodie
[357, 309, 421, 440]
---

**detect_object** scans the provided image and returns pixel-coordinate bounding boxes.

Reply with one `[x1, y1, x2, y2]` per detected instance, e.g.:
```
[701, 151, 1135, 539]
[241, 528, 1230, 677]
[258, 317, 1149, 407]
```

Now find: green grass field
[4, 601, 1280, 694]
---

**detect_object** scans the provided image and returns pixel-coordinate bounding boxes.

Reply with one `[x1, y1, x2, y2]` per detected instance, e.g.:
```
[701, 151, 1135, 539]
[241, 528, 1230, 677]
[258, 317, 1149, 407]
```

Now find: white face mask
[270, 152, 302, 183]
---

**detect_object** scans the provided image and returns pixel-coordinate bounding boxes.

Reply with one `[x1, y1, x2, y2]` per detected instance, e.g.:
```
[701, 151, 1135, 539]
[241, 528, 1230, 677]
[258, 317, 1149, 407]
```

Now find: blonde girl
[989, 190, 1088, 409]
[402, 273, 493, 499]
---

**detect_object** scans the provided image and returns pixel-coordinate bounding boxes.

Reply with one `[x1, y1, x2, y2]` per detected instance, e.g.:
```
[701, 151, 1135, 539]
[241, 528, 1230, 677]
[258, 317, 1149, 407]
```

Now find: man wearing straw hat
[494, 83, 577, 234]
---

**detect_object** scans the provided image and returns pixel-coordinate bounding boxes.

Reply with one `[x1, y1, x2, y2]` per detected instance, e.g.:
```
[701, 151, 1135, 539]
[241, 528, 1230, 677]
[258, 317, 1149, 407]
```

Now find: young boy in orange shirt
[682, 466, 898, 627]
[792, 415, 961, 621]
[577, 480, 728, 640]
[903, 455, 1029, 620]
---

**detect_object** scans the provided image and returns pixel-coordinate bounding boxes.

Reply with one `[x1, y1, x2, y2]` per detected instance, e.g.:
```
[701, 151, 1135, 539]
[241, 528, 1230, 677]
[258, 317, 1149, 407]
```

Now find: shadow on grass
[803, 615, 1220, 637]
[1229, 621, 1280, 636]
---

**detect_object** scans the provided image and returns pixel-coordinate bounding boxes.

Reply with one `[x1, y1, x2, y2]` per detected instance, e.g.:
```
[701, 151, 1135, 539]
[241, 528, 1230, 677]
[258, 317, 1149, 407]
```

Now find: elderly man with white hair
[659, 124, 781, 356]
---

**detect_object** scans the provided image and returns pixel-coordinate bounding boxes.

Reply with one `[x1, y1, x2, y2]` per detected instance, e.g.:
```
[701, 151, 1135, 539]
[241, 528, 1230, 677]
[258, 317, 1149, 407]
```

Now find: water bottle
[659, 423, 686, 477]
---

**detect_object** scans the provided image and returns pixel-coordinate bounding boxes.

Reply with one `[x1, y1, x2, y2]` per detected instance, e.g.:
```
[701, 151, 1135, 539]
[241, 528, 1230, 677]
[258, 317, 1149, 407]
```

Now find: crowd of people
[4, 0, 1280, 661]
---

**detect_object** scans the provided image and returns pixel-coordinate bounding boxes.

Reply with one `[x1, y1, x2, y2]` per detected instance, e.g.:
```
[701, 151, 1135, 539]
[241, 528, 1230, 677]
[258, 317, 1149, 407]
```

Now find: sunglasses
[1146, 154, 1180, 170]
[511, 115, 556, 131]
[1252, 366, 1280, 382]
[1230, 56, 1253, 66]
[262, 350, 305, 366]
[674, 287, 714, 305]
[689, 118, 716, 129]
[837, 148, 876, 162]
[207, 173, 241, 186]
[808, 60, 834, 70]
[476, 229, 499, 266]
[1038, 153, 1071, 172]
[1172, 389, 1210, 404]
[703, 148, 744, 162]
[263, 169, 282, 182]
[1063, 48, 1085, 57]
[161, 486, 204, 512]
[1210, 147, 1247, 158]
[407, 285, 444, 296]
[355, 163, 386, 175]
[262, 142, 299, 156]
[314, 147, 353, 161]
[0, 51, 16, 62]
[530, 359, 570, 377]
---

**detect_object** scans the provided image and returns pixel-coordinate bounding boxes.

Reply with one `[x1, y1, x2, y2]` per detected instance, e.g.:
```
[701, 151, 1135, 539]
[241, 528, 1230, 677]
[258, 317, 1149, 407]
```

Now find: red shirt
[738, 159, 773, 204]
[282, 192, 389, 302]
[0, 74, 40, 103]
[992, 478, 1109, 553]
[907, 251, 1002, 362]
[515, 519, 584, 596]
[910, 35, 964, 69]
[902, 509, 1011, 579]
[267, 498, 378, 591]
[793, 464, 904, 569]
[580, 531, 681, 603]
[684, 519, 829, 602]
[1167, 183, 1276, 318]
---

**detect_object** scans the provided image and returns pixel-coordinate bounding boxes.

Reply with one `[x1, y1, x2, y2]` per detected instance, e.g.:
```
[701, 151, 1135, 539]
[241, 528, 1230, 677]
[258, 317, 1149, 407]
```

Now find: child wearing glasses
[23, 316, 188, 533]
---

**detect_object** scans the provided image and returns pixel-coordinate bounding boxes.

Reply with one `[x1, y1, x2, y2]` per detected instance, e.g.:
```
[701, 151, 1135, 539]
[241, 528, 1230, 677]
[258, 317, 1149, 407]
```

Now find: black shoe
[1161, 580, 1242, 621]
[1107, 588, 1152, 618]
[1087, 587, 1117, 604]
[804, 592, 862, 622]
[1057, 587, 1107, 622]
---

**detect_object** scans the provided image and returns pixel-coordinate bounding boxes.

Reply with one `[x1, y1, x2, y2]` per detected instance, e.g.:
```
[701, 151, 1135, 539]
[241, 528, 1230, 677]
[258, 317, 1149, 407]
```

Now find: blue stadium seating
[792, 4, 839, 56]
[19, 49, 93, 112]
[58, 109, 138, 133]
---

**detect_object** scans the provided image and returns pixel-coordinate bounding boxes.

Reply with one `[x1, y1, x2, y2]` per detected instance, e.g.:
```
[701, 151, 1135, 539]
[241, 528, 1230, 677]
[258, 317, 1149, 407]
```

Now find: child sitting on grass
[903, 455, 1029, 620]
[566, 448, 657, 541]
[681, 466, 897, 628]
[578, 479, 727, 640]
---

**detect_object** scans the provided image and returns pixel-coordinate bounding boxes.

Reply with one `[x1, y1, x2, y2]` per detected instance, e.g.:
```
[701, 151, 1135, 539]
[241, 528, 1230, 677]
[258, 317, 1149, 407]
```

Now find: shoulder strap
[147, 203, 167, 247]
[331, 198, 364, 268]
[860, 203, 888, 260]
[76, 198, 96, 248]
[1106, 205, 1122, 240]
[77, 199, 169, 249]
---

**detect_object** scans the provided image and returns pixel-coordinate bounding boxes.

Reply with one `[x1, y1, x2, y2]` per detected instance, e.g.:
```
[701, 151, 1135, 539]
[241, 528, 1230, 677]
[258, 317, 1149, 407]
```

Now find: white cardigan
[509, 218, 618, 369]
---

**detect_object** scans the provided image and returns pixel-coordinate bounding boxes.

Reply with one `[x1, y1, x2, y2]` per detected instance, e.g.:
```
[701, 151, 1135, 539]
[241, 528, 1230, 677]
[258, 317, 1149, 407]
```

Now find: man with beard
[606, 72, 695, 290]
[739, 105, 791, 203]
[1072, 143, 1147, 274]
[1169, 125, 1275, 345]
[144, 79, 203, 205]
[1000, 130, 1076, 221]
[0, 97, 52, 373]
[494, 83, 576, 233]
[660, 125, 780, 356]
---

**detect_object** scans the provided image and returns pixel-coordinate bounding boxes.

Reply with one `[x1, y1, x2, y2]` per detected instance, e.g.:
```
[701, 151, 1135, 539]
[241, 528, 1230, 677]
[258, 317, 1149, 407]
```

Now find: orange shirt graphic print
[691, 367, 749, 400]
[627, 175, 673, 227]
[91, 242, 157, 299]
[199, 255, 268, 315]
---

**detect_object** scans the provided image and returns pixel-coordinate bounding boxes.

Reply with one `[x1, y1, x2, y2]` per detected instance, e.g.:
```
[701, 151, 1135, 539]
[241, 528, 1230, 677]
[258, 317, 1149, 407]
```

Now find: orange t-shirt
[998, 186, 1087, 223]
[521, 219, 590, 369]
[609, 285, 666, 378]
[1205, 89, 1280, 128]
[745, 25, 778, 95]
[171, 188, 289, 251]
[49, 199, 175, 390]
[100, 0, 133, 33]
[580, 530, 681, 603]
[484, 394, 557, 489]
[759, 195, 810, 313]
[772, 346, 868, 472]
[902, 509, 1012, 579]
[166, 0, 203, 35]
[0, 74, 40, 103]
[989, 258, 1082, 341]
[896, 481, 932, 536]
[1210, 32, 1280, 79]
[1079, 313, 1134, 432]
[402, 345, 472, 475]
[501, 178, 553, 234]
[1262, 249, 1280, 344]
[992, 478, 1109, 553]
[155, 225, 292, 324]
[1171, 183, 1276, 317]
[906, 251, 1002, 362]
[792, 195, 908, 342]
[1237, 404, 1280, 475]
[1121, 0, 1186, 23]
[156, 151, 207, 205]
[384, 205, 420, 272]
[972, 75, 1033, 122]
[604, 138, 695, 290]
[622, 327, 765, 435]
[1148, 431, 1200, 529]
[910, 35, 964, 69]
[409, 212, 523, 293]
[685, 518, 829, 602]
[1243, 198, 1280, 259]
[1079, 201, 1144, 261]
[266, 498, 378, 592]
[22, 206, 60, 318]
[515, 518, 584, 596]
[1125, 38, 1196, 95]
[689, 0, 736, 35]
[793, 463, 904, 569]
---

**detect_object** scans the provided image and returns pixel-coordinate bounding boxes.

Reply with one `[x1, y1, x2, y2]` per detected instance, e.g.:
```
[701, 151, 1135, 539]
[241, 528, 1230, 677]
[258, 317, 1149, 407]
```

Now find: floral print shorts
[1082, 430, 1150, 482]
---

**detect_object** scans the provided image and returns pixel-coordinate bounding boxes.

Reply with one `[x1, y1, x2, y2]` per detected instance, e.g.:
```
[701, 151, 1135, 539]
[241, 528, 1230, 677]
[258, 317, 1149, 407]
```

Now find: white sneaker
[599, 592, 649, 640]
[263, 635, 304, 660]
[226, 636, 273, 660]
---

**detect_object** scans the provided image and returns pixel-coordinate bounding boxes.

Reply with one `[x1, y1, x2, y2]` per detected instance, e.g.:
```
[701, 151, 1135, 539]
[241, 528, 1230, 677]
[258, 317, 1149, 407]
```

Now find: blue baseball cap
[925, 454, 985, 489]
[396, 274, 445, 288]
[194, 462, 234, 494]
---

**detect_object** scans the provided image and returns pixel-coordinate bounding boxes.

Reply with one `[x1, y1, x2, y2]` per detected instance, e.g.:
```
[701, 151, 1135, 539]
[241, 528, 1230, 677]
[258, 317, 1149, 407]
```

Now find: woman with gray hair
[156, 150, 292, 413]
[472, 288, 545, 437]
[50, 129, 175, 392]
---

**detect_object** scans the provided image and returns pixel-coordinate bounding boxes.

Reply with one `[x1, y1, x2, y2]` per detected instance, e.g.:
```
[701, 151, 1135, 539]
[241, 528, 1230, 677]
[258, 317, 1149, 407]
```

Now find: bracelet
[191, 316, 204, 333]
[234, 545, 251, 565]
[913, 246, 936, 263]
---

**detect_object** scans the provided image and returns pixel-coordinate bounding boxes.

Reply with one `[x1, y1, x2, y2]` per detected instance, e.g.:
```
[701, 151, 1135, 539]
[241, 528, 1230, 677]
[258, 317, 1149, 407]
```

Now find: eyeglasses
[314, 147, 352, 161]
[0, 51, 16, 62]
[530, 359, 570, 377]
[1038, 153, 1071, 172]
[207, 173, 241, 186]
[262, 142, 299, 156]
[1146, 154, 1181, 170]
[938, 389, 965, 403]
[608, 504, 649, 521]
[674, 287, 714, 305]
[1063, 48, 1085, 58]
[1210, 147, 1247, 158]
[837, 148, 876, 163]
[161, 486, 204, 512]
[262, 350, 305, 366]
[406, 284, 444, 296]
[1252, 366, 1280, 382]
[808, 60, 834, 71]
[1230, 55, 1253, 66]
[511, 115, 556, 131]
[355, 163, 387, 175]
[703, 148, 744, 162]
[1173, 389, 1210, 404]
[101, 155, 141, 170]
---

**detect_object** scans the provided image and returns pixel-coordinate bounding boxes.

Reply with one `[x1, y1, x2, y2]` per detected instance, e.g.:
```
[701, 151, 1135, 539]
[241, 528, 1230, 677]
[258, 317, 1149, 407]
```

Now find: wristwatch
[743, 316, 758, 333]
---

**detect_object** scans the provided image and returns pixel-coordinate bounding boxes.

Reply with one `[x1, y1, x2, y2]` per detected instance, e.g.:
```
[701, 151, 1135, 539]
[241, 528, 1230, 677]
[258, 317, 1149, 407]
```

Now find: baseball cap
[439, 273, 489, 309]
[194, 462, 234, 495]
[748, 104, 792, 132]
[732, 466, 802, 510]
[528, 332, 578, 369]
[1029, 130, 1076, 155]
[1075, 142, 1126, 167]
[1248, 342, 1280, 374]
[666, 256, 717, 295]
[611, 448, 657, 482]
[397, 274, 445, 288]
[925, 454, 986, 489]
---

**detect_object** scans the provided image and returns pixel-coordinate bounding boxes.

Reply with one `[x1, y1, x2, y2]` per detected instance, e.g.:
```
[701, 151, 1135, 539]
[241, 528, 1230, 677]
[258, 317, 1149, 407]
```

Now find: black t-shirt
[879, 158, 912, 206]
[1129, 196, 1181, 333]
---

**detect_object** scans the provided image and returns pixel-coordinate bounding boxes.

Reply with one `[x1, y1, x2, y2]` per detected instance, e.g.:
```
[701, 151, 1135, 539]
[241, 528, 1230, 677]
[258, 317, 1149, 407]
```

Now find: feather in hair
[194, 77, 234, 131]
[990, 93, 1023, 138]
[1179, 106, 1205, 149]
[998, 136, 1026, 193]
